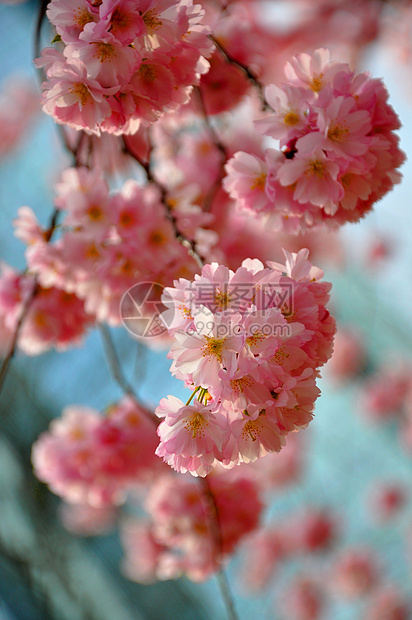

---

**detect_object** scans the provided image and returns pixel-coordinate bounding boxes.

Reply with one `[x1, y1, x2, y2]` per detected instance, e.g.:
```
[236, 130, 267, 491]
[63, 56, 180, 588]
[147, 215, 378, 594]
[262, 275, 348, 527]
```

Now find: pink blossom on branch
[37, 0, 213, 134]
[224, 48, 405, 233]
[156, 249, 336, 476]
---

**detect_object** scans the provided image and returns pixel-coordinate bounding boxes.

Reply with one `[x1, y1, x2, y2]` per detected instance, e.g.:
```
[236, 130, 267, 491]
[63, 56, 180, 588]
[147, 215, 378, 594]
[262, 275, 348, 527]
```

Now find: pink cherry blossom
[155, 395, 230, 477]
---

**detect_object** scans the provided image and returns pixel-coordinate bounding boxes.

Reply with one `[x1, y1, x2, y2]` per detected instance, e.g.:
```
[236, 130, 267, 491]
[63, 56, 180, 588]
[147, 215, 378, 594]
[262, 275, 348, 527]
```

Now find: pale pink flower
[277, 133, 344, 211]
[13, 207, 46, 246]
[228, 405, 285, 465]
[70, 21, 141, 87]
[47, 0, 98, 43]
[255, 83, 310, 142]
[40, 57, 118, 134]
[169, 306, 244, 387]
[32, 399, 161, 506]
[223, 151, 271, 213]
[0, 76, 40, 159]
[155, 396, 229, 477]
[199, 49, 249, 115]
[99, 0, 145, 44]
[284, 48, 347, 96]
[317, 95, 372, 158]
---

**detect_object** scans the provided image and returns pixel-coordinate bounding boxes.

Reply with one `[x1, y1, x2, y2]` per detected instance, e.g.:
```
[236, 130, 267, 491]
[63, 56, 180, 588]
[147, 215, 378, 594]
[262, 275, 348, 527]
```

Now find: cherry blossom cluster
[0, 263, 94, 356]
[36, 0, 212, 134]
[21, 166, 214, 326]
[32, 397, 162, 506]
[122, 471, 263, 582]
[155, 248, 336, 476]
[224, 48, 405, 233]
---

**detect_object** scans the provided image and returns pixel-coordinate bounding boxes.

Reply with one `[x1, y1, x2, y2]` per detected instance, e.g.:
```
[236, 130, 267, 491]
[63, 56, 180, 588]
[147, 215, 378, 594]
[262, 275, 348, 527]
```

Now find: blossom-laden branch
[122, 136, 206, 270]
[210, 35, 269, 110]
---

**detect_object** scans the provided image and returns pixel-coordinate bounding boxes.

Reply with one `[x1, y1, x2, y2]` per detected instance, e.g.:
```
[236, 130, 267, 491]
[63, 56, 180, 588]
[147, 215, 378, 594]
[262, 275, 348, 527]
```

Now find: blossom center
[87, 205, 103, 220]
[111, 8, 129, 29]
[214, 289, 231, 310]
[73, 9, 93, 28]
[310, 72, 326, 92]
[242, 419, 261, 441]
[139, 64, 158, 83]
[306, 160, 327, 179]
[230, 376, 252, 393]
[328, 120, 350, 143]
[202, 336, 225, 361]
[251, 173, 266, 191]
[85, 243, 100, 259]
[96, 43, 116, 62]
[340, 173, 352, 188]
[70, 82, 91, 106]
[283, 110, 300, 125]
[150, 230, 166, 244]
[184, 412, 209, 438]
[143, 9, 163, 34]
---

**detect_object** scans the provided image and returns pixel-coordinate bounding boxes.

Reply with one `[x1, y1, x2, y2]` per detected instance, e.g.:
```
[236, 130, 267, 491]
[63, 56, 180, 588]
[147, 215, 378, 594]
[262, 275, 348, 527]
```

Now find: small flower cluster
[121, 471, 263, 582]
[32, 398, 161, 507]
[224, 48, 405, 233]
[155, 249, 336, 476]
[0, 263, 94, 355]
[37, 0, 212, 134]
[23, 166, 213, 325]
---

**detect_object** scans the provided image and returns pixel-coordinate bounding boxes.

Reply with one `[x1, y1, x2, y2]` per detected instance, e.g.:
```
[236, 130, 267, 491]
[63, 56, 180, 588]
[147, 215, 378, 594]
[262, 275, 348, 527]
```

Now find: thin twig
[0, 203, 60, 400]
[98, 324, 158, 425]
[0, 281, 38, 398]
[194, 86, 228, 212]
[210, 35, 269, 110]
[201, 477, 239, 620]
[33, 0, 50, 62]
[122, 137, 205, 270]
[98, 324, 139, 400]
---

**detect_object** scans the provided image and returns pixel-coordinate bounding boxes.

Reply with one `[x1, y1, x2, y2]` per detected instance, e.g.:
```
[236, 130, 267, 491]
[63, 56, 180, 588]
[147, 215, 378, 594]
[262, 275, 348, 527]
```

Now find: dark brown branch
[0, 280, 39, 398]
[210, 35, 269, 111]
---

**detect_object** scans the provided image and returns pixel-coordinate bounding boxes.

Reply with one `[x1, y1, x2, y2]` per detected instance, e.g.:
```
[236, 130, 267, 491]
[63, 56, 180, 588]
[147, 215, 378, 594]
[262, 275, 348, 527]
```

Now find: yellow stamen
[242, 419, 260, 442]
[328, 120, 350, 143]
[284, 111, 300, 126]
[70, 82, 91, 106]
[143, 9, 163, 34]
[306, 160, 327, 179]
[251, 173, 266, 191]
[310, 72, 326, 92]
[214, 289, 231, 311]
[202, 336, 225, 362]
[184, 412, 209, 438]
[230, 376, 252, 393]
[96, 43, 116, 62]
